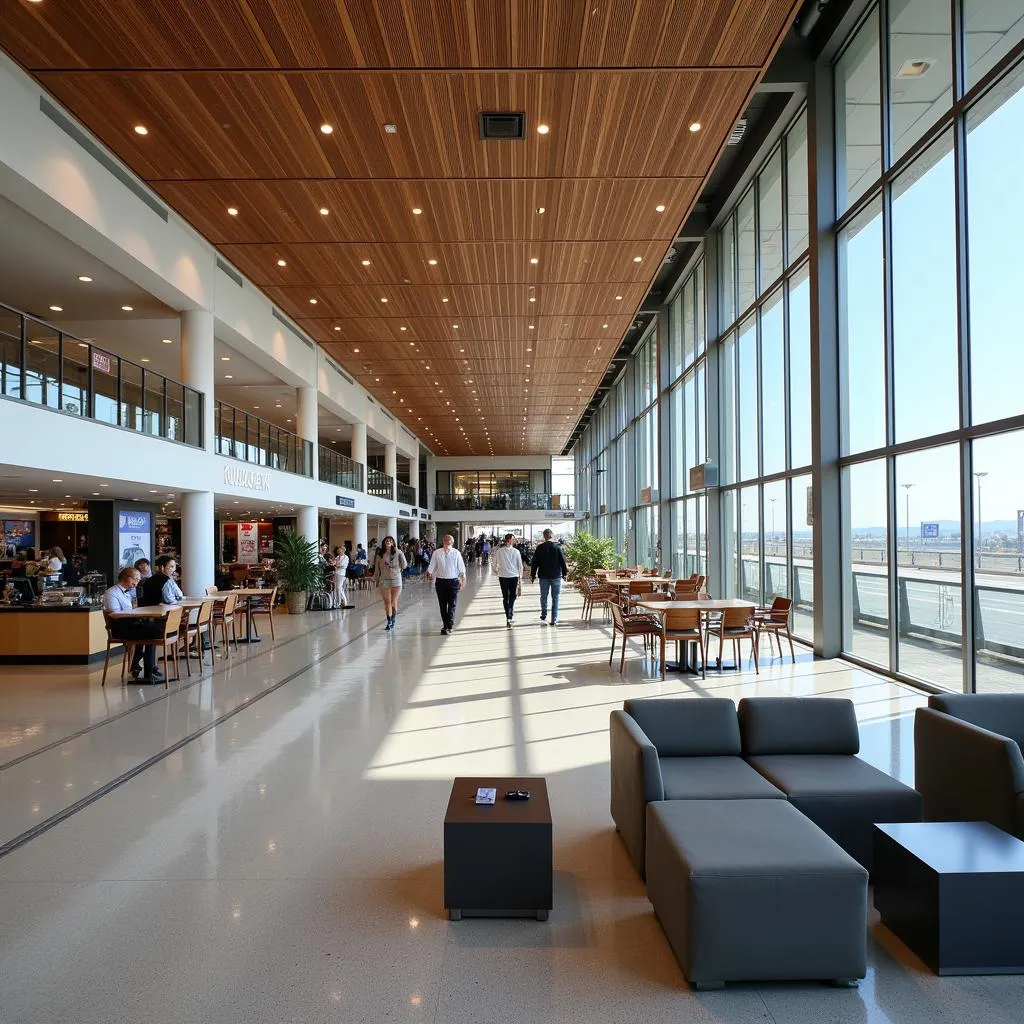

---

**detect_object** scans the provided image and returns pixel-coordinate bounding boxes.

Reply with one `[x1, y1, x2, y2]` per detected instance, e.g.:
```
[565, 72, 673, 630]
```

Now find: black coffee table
[443, 776, 552, 921]
[874, 821, 1024, 975]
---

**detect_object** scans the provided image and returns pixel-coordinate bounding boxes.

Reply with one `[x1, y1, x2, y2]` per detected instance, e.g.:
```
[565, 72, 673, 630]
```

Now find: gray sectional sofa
[610, 695, 923, 988]
[915, 693, 1024, 839]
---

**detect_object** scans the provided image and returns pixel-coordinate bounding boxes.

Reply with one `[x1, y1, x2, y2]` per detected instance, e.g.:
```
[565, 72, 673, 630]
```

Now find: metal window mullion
[56, 331, 64, 411]
[882, 167, 899, 672]
[951, 3, 975, 690]
[880, 0, 894, 175]
[885, 453, 900, 675]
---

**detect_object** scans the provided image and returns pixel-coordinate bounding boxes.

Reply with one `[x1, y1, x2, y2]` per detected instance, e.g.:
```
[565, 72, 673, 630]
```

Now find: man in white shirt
[493, 533, 524, 628]
[426, 534, 467, 635]
[103, 567, 163, 683]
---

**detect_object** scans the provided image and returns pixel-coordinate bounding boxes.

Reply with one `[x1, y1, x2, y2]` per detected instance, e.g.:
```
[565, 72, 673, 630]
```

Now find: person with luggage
[373, 536, 407, 631]
[493, 533, 523, 628]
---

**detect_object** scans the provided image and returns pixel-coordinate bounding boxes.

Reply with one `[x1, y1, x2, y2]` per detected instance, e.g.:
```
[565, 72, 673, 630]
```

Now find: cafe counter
[0, 605, 109, 664]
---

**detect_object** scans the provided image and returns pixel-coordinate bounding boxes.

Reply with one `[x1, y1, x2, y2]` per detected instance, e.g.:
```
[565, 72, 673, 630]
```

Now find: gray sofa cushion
[645, 799, 867, 985]
[624, 697, 741, 756]
[739, 697, 860, 756]
[929, 694, 1024, 754]
[661, 756, 786, 801]
[747, 754, 923, 870]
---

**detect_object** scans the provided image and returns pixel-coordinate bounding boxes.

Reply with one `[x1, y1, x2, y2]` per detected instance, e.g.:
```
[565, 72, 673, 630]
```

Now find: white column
[410, 451, 420, 507]
[351, 422, 367, 491]
[297, 505, 319, 546]
[180, 309, 214, 451]
[181, 490, 214, 596]
[387, 516, 398, 541]
[409, 517, 420, 539]
[353, 512, 368, 552]
[384, 441, 397, 498]
[297, 386, 319, 481]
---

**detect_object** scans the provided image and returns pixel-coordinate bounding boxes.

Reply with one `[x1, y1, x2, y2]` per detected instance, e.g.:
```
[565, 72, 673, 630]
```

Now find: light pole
[901, 483, 914, 557]
[974, 471, 988, 568]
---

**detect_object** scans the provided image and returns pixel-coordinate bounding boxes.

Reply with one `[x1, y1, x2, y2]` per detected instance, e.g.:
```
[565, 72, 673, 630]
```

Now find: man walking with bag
[426, 534, 466, 635]
[530, 528, 568, 626]
[493, 533, 523, 628]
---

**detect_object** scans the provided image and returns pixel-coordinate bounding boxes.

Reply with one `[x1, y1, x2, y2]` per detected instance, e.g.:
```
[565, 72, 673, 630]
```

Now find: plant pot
[284, 591, 307, 615]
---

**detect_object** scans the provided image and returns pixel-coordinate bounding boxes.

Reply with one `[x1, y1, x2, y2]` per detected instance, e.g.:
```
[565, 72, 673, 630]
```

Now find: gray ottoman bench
[645, 799, 868, 989]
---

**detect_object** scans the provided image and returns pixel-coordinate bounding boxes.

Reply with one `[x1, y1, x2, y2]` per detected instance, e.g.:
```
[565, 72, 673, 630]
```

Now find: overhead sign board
[57, 511, 88, 522]
[921, 522, 940, 539]
[689, 463, 719, 491]
[336, 496, 355, 508]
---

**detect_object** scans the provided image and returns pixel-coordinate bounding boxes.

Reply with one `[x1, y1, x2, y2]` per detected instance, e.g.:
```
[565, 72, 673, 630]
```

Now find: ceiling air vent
[727, 118, 748, 146]
[479, 112, 526, 140]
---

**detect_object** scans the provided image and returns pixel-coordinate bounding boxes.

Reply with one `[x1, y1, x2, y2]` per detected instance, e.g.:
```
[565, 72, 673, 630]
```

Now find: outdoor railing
[434, 492, 574, 512]
[396, 481, 417, 506]
[0, 302, 203, 447]
[367, 468, 394, 499]
[319, 445, 363, 491]
[214, 401, 312, 477]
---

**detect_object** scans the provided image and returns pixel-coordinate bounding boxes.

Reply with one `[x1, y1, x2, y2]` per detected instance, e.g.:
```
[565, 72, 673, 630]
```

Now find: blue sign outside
[921, 522, 940, 539]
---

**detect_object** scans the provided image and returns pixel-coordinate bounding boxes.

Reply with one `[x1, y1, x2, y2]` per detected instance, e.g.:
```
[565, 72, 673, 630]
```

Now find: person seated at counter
[138, 555, 185, 607]
[103, 567, 163, 684]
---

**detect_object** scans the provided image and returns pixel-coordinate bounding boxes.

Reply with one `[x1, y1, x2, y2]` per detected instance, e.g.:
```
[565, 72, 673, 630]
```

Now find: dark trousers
[435, 578, 460, 629]
[499, 576, 519, 619]
[110, 620, 161, 677]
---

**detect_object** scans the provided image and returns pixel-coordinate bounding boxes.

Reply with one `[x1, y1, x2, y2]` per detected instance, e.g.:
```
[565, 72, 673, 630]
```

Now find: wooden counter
[0, 606, 109, 664]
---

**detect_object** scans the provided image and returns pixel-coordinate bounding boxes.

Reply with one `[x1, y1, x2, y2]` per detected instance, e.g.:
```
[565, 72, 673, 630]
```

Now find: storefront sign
[238, 522, 259, 564]
[420, 512, 427, 520]
[399, 508, 410, 517]
[336, 496, 355, 508]
[223, 465, 271, 491]
[118, 510, 151, 569]
[91, 350, 112, 375]
[57, 511, 88, 522]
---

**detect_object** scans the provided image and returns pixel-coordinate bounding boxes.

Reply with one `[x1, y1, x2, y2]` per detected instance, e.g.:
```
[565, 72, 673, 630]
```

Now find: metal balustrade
[319, 445, 363, 491]
[396, 481, 416, 506]
[367, 468, 394, 499]
[433, 492, 575, 512]
[0, 302, 202, 447]
[214, 401, 312, 477]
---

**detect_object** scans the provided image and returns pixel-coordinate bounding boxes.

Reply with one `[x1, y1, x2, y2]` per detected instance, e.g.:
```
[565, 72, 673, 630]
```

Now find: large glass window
[895, 444, 962, 688]
[720, 332, 738, 486]
[967, 66, 1024, 426]
[759, 150, 785, 291]
[738, 317, 759, 480]
[760, 289, 786, 477]
[789, 266, 812, 469]
[843, 458, 889, 666]
[737, 190, 757, 313]
[891, 132, 958, 443]
[791, 472, 814, 639]
[839, 197, 886, 455]
[764, 477, 789, 602]
[836, 8, 882, 215]
[721, 215, 736, 327]
[787, 113, 809, 263]
[965, 0, 1024, 90]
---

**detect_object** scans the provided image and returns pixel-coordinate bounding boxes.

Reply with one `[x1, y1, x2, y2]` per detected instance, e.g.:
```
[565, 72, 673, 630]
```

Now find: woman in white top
[373, 536, 407, 631]
[332, 545, 350, 608]
[45, 546, 66, 576]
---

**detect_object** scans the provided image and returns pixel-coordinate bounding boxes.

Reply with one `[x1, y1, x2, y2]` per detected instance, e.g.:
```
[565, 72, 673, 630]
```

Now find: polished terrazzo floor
[1, 568, 1022, 1023]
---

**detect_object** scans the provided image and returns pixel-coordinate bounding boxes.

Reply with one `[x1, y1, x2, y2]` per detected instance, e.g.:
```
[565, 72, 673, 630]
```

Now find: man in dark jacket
[530, 528, 569, 626]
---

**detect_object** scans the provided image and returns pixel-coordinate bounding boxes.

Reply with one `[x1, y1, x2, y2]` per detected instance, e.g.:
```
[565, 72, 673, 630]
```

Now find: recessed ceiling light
[452, 324, 459, 329]
[319, 207, 329, 216]
[49, 305, 62, 312]
[632, 256, 643, 263]
[412, 207, 423, 215]
[141, 357, 150, 363]
[537, 206, 546, 214]
[227, 206, 239, 216]
[28, 488, 38, 492]
[161, 338, 173, 344]
[320, 123, 334, 135]
[615, 295, 623, 300]
[221, 356, 230, 361]
[353, 347, 360, 353]
[77, 275, 92, 283]
[427, 258, 438, 266]
[655, 204, 666, 213]
[277, 259, 287, 267]
[383, 123, 398, 134]
[400, 326, 407, 331]
[333, 326, 341, 332]
[529, 257, 539, 264]
[100, 484, 108, 488]
[380, 297, 388, 303]
[52, 479, 63, 483]
[224, 374, 233, 379]
[121, 305, 134, 311]
[360, 259, 371, 267]
[603, 324, 609, 328]
[133, 125, 148, 136]
[309, 298, 318, 304]
[537, 124, 550, 135]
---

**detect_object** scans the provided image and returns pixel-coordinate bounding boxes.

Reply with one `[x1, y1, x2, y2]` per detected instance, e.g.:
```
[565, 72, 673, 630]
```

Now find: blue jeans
[539, 577, 562, 622]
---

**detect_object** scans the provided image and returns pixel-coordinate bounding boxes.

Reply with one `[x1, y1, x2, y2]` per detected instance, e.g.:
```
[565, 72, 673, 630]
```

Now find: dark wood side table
[873, 821, 1024, 975]
[443, 777, 552, 921]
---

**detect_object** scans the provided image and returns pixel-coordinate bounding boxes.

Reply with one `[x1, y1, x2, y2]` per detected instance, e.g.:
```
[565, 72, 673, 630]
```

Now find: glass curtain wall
[837, 2, 1024, 692]
[716, 111, 812, 635]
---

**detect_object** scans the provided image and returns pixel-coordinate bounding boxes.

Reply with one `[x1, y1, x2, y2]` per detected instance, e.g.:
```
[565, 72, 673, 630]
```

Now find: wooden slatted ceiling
[3, 1, 798, 70]
[0, 0, 803, 455]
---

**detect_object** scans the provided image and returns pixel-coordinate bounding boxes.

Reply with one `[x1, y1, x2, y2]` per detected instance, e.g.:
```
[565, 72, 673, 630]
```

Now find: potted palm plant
[274, 529, 321, 614]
